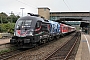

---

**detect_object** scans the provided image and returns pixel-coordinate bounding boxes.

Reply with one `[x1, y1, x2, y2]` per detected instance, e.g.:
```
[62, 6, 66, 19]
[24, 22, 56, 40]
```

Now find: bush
[0, 23, 15, 34]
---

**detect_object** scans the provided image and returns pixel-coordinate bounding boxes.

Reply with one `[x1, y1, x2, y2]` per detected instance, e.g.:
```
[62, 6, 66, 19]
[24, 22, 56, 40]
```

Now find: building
[38, 7, 50, 20]
[38, 7, 90, 21]
[38, 7, 90, 34]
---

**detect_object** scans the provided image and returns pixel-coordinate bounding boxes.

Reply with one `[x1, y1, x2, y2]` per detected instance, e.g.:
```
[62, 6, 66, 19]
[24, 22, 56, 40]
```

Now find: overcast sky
[0, 0, 90, 16]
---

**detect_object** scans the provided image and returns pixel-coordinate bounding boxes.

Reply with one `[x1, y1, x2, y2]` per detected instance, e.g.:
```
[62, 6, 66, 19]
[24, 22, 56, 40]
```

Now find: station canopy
[55, 17, 90, 27]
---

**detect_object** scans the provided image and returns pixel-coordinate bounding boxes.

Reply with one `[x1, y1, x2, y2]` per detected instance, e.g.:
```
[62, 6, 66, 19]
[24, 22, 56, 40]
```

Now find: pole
[89, 11, 90, 34]
[20, 8, 25, 17]
[9, 11, 13, 23]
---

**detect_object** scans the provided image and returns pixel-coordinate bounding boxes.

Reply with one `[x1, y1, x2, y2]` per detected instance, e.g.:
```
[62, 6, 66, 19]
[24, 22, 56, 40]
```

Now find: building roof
[50, 12, 90, 14]
[38, 7, 50, 10]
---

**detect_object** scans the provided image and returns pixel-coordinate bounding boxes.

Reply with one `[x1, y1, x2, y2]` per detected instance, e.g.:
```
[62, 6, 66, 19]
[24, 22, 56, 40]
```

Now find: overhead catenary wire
[15, 0, 38, 15]
[63, 0, 71, 11]
[15, 0, 71, 11]
[65, 0, 72, 10]
[15, 0, 37, 9]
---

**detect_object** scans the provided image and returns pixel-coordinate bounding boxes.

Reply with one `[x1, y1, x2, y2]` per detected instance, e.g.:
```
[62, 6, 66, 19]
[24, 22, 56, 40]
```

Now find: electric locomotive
[48, 20, 60, 40]
[10, 13, 76, 48]
[10, 13, 50, 48]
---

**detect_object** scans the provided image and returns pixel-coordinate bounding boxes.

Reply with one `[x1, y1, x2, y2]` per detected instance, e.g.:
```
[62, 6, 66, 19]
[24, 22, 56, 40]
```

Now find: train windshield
[16, 20, 32, 29]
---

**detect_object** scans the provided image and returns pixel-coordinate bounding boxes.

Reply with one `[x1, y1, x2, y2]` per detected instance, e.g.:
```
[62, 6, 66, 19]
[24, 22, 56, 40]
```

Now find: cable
[15, 0, 37, 9]
[63, 0, 71, 11]
[65, 0, 72, 10]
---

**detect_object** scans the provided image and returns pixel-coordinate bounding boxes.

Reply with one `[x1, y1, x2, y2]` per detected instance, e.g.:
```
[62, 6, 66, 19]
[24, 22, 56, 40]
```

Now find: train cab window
[25, 20, 32, 26]
[16, 20, 23, 29]
[16, 20, 32, 30]
[35, 21, 41, 28]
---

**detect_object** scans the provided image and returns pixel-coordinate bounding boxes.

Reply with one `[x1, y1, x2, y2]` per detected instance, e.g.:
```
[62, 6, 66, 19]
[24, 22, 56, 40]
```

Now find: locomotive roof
[48, 20, 59, 24]
[18, 16, 45, 22]
[16, 16, 50, 28]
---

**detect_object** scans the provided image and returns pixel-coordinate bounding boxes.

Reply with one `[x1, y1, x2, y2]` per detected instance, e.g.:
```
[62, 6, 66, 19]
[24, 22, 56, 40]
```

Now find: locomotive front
[15, 18, 33, 37]
[10, 16, 42, 48]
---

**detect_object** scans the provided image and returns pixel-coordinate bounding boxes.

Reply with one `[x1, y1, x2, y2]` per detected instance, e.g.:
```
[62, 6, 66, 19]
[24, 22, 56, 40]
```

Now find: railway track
[0, 43, 22, 60]
[44, 32, 81, 60]
[0, 50, 21, 60]
[0, 43, 10, 47]
[0, 43, 16, 52]
[0, 43, 11, 51]
[0, 32, 79, 60]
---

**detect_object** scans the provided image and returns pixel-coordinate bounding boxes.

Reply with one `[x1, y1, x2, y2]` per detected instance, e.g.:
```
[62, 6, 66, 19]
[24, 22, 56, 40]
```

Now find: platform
[0, 38, 10, 45]
[75, 32, 90, 60]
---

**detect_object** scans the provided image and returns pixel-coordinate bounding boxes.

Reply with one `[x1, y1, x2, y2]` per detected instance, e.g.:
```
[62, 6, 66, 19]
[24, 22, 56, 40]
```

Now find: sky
[0, 0, 90, 16]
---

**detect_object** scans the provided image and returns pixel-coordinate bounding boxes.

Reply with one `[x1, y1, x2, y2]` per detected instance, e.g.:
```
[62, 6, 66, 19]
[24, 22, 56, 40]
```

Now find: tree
[8, 14, 20, 23]
[0, 12, 20, 33]
[0, 12, 8, 17]
[0, 12, 20, 23]
[0, 12, 8, 23]
[0, 23, 15, 33]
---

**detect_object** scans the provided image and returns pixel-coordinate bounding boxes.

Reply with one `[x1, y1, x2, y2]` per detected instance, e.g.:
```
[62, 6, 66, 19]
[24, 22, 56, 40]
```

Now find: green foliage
[0, 12, 20, 34]
[0, 47, 16, 54]
[0, 23, 15, 34]
[0, 49, 10, 54]
[0, 12, 20, 23]
[0, 12, 8, 23]
[0, 12, 8, 17]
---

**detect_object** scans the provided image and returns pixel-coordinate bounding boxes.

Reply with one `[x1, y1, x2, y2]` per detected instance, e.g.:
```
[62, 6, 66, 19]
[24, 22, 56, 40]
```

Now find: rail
[44, 32, 81, 60]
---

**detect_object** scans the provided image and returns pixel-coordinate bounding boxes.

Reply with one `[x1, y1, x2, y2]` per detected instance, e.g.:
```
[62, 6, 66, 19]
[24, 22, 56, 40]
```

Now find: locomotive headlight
[30, 29, 34, 31]
[14, 32, 16, 36]
[29, 32, 33, 36]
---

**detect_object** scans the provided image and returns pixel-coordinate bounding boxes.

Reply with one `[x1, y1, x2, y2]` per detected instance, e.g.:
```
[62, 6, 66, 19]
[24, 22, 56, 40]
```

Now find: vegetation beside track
[0, 45, 16, 54]
[0, 23, 15, 34]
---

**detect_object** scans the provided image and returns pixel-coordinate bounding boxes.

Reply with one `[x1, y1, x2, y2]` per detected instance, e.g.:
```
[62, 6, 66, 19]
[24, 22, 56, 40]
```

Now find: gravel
[8, 33, 75, 60]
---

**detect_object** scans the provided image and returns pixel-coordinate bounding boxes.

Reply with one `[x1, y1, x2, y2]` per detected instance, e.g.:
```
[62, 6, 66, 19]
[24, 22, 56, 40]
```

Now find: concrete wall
[38, 8, 50, 20]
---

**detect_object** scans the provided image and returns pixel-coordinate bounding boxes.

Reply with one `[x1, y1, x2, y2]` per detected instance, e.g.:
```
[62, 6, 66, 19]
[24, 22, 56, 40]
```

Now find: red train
[60, 23, 76, 35]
